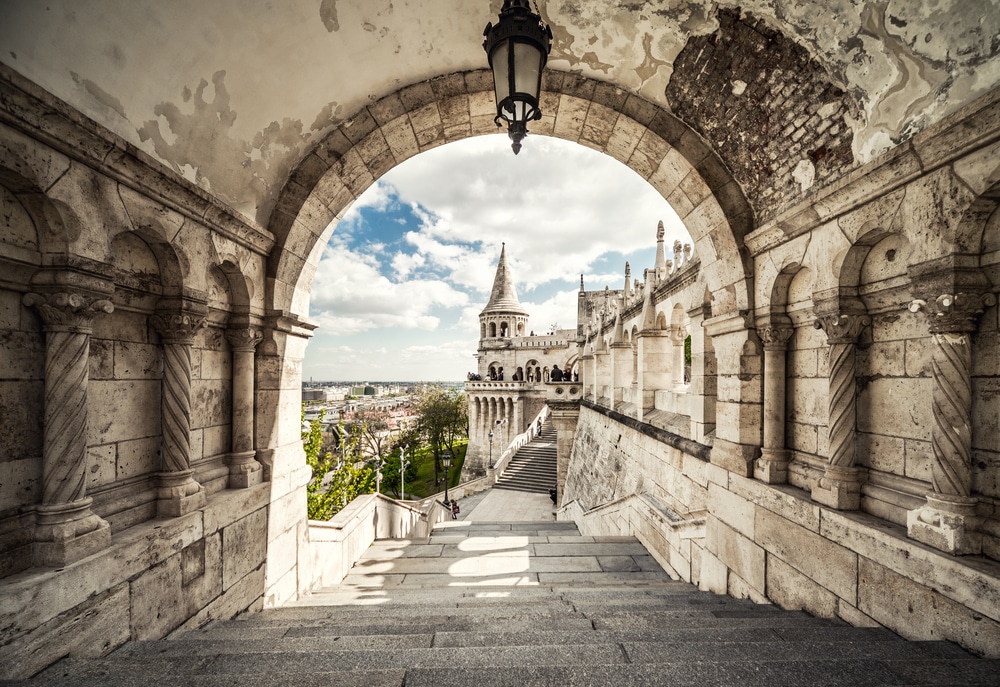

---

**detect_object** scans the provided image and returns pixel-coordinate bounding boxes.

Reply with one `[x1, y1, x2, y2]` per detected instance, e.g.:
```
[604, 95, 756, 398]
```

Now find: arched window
[489, 322, 497, 337]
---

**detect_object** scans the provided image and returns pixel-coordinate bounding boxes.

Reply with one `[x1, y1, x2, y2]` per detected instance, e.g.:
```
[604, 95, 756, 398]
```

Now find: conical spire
[480, 243, 529, 316]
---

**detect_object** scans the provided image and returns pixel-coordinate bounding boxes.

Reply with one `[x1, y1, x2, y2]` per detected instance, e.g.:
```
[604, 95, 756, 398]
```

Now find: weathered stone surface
[131, 554, 186, 641]
[706, 516, 765, 595]
[858, 557, 1000, 657]
[223, 508, 267, 591]
[0, 583, 130, 681]
[755, 508, 857, 603]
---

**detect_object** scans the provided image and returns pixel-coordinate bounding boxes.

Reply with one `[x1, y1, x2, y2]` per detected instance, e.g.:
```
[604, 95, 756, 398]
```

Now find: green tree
[302, 405, 375, 520]
[414, 385, 468, 485]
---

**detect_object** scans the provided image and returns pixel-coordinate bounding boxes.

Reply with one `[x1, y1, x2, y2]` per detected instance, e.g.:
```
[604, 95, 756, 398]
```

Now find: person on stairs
[451, 499, 460, 519]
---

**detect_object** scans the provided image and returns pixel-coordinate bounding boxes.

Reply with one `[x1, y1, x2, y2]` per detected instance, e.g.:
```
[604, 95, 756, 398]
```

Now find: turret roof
[480, 243, 529, 317]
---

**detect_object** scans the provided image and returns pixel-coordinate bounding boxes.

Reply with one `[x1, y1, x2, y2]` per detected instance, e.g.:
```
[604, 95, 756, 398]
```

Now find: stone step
[22, 642, 990, 687]
[118, 627, 910, 659]
[8, 514, 994, 687]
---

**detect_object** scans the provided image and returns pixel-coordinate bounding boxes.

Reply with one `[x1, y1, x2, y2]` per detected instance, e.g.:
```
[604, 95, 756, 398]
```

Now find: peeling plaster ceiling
[1, 0, 997, 227]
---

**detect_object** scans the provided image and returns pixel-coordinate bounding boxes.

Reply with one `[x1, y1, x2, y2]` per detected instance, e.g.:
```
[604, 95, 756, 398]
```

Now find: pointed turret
[479, 243, 529, 341]
[624, 262, 632, 297]
[480, 243, 528, 317]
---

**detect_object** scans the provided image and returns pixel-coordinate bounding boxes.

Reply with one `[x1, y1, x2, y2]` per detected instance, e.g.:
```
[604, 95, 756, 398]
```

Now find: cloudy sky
[302, 134, 691, 383]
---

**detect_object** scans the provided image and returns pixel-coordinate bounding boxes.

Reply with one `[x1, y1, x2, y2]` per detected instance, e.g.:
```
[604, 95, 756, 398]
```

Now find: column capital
[225, 327, 264, 351]
[758, 323, 794, 350]
[908, 292, 996, 334]
[152, 303, 208, 344]
[22, 291, 114, 332]
[813, 311, 870, 344]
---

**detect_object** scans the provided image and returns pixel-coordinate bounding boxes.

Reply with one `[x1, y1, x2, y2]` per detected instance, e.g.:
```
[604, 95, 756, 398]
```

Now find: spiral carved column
[755, 321, 793, 484]
[811, 311, 870, 510]
[151, 308, 207, 517]
[907, 293, 996, 555]
[23, 291, 113, 567]
[225, 327, 263, 488]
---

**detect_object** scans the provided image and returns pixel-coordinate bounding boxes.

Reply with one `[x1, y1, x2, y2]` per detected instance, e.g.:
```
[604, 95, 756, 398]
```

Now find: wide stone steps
[10, 521, 999, 687]
[494, 426, 557, 494]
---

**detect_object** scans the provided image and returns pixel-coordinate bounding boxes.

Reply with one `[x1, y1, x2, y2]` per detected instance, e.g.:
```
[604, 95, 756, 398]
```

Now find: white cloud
[310, 243, 468, 334]
[391, 250, 426, 279]
[304, 135, 694, 381]
[521, 289, 583, 336]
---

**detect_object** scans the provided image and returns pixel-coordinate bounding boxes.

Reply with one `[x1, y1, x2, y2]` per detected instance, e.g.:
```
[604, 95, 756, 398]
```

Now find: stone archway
[255, 68, 759, 604]
[265, 70, 754, 323]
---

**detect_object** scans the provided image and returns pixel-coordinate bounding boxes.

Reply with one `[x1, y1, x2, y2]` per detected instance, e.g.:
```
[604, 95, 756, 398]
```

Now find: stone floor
[452, 488, 556, 522]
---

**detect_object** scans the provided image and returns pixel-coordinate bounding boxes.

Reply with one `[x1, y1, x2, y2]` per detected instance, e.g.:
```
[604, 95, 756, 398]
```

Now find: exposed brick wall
[665, 8, 859, 224]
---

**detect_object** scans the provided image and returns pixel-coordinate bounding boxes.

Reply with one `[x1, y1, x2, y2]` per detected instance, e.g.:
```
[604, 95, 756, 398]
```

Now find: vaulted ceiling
[1, 0, 997, 228]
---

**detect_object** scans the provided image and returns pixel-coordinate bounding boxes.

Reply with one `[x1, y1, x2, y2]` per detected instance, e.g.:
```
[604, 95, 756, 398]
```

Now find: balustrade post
[907, 292, 996, 554]
[23, 290, 114, 566]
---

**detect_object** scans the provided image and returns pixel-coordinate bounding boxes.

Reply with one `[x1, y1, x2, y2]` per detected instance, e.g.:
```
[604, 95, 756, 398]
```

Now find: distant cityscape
[301, 380, 465, 437]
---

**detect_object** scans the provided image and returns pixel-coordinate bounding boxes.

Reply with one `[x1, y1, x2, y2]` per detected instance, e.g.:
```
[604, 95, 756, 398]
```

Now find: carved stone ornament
[22, 292, 114, 331]
[909, 293, 997, 334]
[813, 312, 870, 344]
[151, 311, 208, 344]
[758, 324, 793, 350]
[225, 327, 264, 351]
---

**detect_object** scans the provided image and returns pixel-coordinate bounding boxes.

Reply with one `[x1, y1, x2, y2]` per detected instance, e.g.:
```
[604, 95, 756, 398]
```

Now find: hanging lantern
[483, 0, 552, 155]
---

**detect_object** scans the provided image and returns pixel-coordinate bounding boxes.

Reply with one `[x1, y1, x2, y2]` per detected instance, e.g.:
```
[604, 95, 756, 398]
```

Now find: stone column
[755, 320, 794, 484]
[907, 293, 996, 555]
[670, 325, 688, 391]
[151, 305, 207, 517]
[225, 326, 263, 488]
[610, 341, 631, 408]
[635, 330, 670, 422]
[22, 291, 114, 567]
[811, 310, 870, 510]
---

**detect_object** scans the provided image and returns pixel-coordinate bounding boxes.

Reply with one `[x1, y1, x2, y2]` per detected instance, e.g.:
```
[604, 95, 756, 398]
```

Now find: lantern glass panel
[513, 41, 542, 101]
[491, 42, 510, 105]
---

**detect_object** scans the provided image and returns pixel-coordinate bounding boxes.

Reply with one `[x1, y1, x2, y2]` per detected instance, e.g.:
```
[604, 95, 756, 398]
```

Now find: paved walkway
[446, 487, 556, 523]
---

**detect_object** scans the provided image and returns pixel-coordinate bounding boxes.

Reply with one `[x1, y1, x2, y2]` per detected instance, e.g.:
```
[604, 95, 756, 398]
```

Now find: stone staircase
[494, 423, 557, 494]
[10, 520, 999, 687]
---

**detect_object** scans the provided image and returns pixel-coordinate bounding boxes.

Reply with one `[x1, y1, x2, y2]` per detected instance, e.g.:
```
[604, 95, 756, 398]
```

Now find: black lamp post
[442, 448, 453, 506]
[483, 0, 552, 155]
[488, 429, 494, 469]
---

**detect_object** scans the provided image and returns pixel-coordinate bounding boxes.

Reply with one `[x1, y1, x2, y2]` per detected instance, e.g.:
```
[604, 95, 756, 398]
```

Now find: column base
[755, 448, 790, 484]
[228, 451, 263, 489]
[156, 469, 206, 518]
[907, 493, 982, 555]
[33, 498, 111, 567]
[811, 465, 862, 510]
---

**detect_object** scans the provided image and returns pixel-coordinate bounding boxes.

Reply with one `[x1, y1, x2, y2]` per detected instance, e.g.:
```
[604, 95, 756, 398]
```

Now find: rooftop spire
[480, 243, 529, 316]
[654, 220, 667, 280]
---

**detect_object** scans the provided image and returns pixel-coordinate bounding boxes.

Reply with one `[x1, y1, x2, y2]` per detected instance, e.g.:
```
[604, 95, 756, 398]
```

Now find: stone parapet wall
[562, 405, 1000, 656]
[0, 485, 270, 680]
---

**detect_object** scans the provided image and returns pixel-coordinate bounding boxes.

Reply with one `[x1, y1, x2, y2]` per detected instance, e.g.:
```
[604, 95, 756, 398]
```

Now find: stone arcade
[1, 0, 999, 678]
